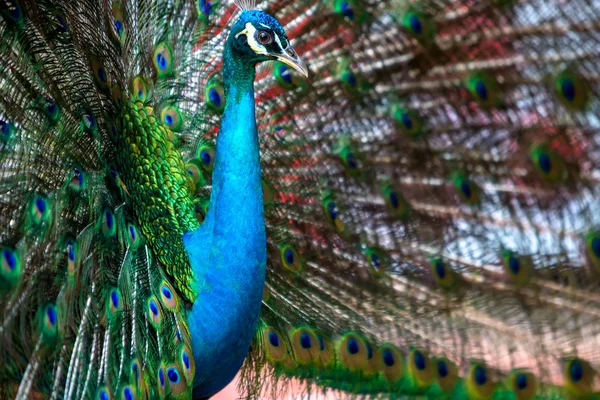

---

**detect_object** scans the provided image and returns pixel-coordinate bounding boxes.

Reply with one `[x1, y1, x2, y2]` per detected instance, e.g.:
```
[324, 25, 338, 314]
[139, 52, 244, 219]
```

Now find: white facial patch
[235, 22, 267, 55]
[234, 22, 285, 55]
[273, 32, 284, 51]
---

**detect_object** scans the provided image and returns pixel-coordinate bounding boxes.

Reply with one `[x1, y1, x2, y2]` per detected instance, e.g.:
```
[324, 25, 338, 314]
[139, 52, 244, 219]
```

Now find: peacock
[1, 0, 600, 398]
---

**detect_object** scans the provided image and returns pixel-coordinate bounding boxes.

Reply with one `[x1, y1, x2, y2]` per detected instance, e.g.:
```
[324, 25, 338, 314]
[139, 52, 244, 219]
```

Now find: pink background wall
[212, 374, 339, 399]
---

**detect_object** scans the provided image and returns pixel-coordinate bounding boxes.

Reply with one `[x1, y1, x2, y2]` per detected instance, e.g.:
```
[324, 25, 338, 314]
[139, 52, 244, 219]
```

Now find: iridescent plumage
[3, 0, 600, 399]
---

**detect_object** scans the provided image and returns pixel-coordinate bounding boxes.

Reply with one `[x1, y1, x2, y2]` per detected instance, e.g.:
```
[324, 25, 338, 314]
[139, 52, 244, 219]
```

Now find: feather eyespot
[101, 209, 116, 237]
[341, 71, 357, 88]
[90, 58, 109, 89]
[474, 365, 487, 385]
[408, 14, 422, 34]
[346, 153, 357, 169]
[107, 288, 122, 319]
[290, 328, 320, 365]
[465, 71, 500, 107]
[205, 78, 225, 113]
[335, 0, 355, 20]
[564, 358, 595, 394]
[111, 4, 126, 43]
[29, 195, 50, 225]
[196, 146, 215, 171]
[111, 85, 123, 106]
[371, 254, 378, 268]
[363, 341, 380, 374]
[256, 30, 273, 45]
[129, 359, 143, 389]
[68, 167, 86, 191]
[502, 251, 532, 286]
[39, 304, 59, 342]
[382, 348, 395, 366]
[275, 64, 296, 89]
[586, 231, 600, 270]
[322, 193, 346, 233]
[168, 367, 179, 383]
[1, 246, 20, 288]
[364, 248, 386, 276]
[97, 388, 111, 400]
[339, 333, 368, 371]
[263, 327, 289, 362]
[82, 110, 96, 132]
[529, 143, 567, 182]
[114, 20, 122, 35]
[507, 370, 537, 400]
[186, 160, 206, 188]
[0, 120, 14, 143]
[337, 144, 361, 175]
[122, 385, 135, 400]
[465, 363, 496, 399]
[452, 172, 481, 205]
[208, 88, 222, 107]
[327, 201, 338, 219]
[127, 224, 140, 248]
[147, 297, 162, 327]
[382, 184, 411, 219]
[437, 360, 448, 377]
[157, 365, 167, 398]
[153, 42, 174, 78]
[433, 358, 459, 393]
[392, 105, 425, 139]
[198, 0, 213, 15]
[111, 290, 119, 308]
[45, 306, 57, 327]
[2, 0, 23, 23]
[280, 244, 302, 272]
[516, 373, 528, 389]
[166, 364, 188, 394]
[35, 97, 60, 121]
[407, 349, 434, 387]
[434, 358, 458, 392]
[131, 75, 153, 103]
[180, 344, 195, 383]
[193, 198, 209, 223]
[430, 258, 458, 289]
[159, 105, 183, 132]
[554, 69, 590, 110]
[64, 237, 77, 276]
[313, 331, 334, 367]
[52, 10, 68, 33]
[158, 280, 178, 310]
[300, 332, 311, 348]
[200, 149, 212, 166]
[377, 344, 404, 382]
[401, 10, 435, 47]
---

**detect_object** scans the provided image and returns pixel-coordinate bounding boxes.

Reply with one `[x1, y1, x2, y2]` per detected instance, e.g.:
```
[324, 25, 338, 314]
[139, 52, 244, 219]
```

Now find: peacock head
[228, 10, 308, 77]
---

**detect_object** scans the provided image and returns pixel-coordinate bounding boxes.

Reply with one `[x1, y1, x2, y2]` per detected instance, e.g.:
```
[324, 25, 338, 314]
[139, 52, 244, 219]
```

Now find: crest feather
[234, 0, 257, 10]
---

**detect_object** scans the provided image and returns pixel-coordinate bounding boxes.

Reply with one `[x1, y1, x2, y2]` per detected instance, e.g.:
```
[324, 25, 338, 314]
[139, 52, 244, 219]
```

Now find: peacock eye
[256, 30, 273, 45]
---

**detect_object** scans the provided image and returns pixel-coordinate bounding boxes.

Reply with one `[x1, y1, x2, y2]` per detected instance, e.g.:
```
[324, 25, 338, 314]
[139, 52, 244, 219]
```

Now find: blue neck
[184, 47, 267, 397]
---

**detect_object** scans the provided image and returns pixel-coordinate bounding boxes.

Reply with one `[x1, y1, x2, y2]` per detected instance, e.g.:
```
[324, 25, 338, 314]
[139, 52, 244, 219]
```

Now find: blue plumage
[184, 9, 306, 397]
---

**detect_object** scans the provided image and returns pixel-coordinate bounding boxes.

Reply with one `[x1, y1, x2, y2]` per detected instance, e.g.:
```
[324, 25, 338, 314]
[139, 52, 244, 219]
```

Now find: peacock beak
[272, 45, 309, 78]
